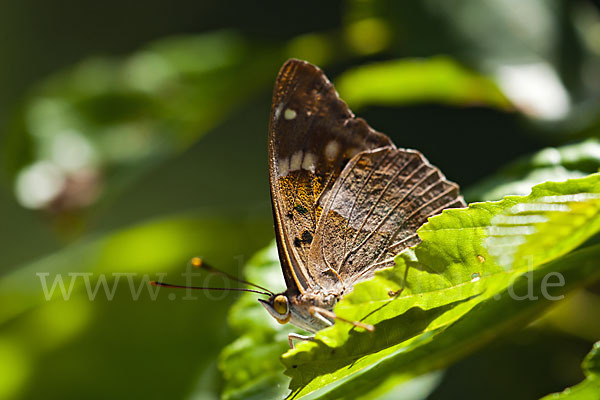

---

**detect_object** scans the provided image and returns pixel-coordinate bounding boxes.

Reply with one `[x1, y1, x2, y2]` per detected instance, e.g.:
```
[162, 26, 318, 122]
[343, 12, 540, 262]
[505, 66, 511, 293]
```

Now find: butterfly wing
[268, 59, 393, 294]
[308, 146, 466, 290]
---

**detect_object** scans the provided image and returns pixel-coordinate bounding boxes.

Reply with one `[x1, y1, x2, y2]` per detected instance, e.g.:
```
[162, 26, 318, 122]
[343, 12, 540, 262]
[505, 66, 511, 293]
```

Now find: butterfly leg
[310, 306, 375, 332]
[288, 333, 314, 349]
[309, 306, 335, 327]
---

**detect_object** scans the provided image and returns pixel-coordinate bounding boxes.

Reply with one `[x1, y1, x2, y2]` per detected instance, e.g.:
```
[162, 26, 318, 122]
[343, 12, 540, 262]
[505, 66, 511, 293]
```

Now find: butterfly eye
[273, 295, 288, 315]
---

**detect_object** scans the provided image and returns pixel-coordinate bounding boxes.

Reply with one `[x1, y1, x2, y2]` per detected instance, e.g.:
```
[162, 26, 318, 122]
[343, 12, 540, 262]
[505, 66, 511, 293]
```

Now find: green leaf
[1, 31, 282, 215]
[290, 245, 600, 400]
[465, 139, 600, 202]
[282, 173, 600, 399]
[0, 212, 274, 400]
[540, 341, 600, 399]
[335, 57, 511, 110]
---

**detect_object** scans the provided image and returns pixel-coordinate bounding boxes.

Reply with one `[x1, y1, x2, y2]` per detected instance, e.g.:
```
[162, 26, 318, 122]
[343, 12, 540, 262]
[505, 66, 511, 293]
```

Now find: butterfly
[152, 59, 466, 347]
[258, 59, 466, 346]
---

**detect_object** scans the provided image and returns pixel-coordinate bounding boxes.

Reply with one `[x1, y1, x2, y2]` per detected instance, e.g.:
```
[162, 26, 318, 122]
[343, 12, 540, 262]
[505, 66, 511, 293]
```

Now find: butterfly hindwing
[268, 59, 392, 293]
[308, 147, 466, 291]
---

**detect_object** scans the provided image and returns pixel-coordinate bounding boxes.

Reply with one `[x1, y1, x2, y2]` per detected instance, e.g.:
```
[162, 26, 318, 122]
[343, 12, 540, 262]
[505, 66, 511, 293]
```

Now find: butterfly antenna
[149, 281, 271, 296]
[148, 257, 274, 296]
[188, 257, 274, 295]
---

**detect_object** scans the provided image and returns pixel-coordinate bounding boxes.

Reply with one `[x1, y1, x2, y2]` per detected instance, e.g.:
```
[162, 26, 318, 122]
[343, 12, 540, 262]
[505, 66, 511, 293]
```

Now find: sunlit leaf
[466, 139, 600, 201]
[281, 174, 600, 399]
[336, 57, 511, 110]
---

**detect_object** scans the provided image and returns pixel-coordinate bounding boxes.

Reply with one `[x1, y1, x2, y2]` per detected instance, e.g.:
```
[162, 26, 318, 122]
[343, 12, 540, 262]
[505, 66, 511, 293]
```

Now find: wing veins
[372, 184, 461, 267]
[386, 233, 420, 254]
[339, 150, 398, 270]
[368, 171, 450, 264]
[341, 151, 412, 267]
[405, 184, 457, 221]
[352, 256, 397, 282]
[346, 162, 434, 260]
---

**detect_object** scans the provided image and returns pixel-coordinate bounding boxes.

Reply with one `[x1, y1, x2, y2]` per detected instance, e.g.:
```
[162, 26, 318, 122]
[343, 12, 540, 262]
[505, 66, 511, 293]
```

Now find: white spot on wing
[302, 152, 317, 172]
[325, 141, 340, 160]
[274, 103, 284, 120]
[290, 150, 303, 171]
[278, 157, 289, 176]
[284, 108, 297, 120]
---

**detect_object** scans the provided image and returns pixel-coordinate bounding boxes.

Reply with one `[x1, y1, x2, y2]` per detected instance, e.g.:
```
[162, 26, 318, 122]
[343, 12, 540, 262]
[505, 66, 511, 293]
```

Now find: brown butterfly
[258, 59, 465, 345]
[152, 59, 465, 347]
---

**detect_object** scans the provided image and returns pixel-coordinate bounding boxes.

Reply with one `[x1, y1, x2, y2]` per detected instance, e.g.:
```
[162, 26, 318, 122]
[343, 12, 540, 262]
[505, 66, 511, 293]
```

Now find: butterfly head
[259, 293, 291, 324]
[258, 290, 341, 333]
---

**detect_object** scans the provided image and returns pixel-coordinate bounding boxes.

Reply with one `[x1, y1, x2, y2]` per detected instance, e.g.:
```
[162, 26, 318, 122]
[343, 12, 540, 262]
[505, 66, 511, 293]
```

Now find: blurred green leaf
[361, 0, 600, 125]
[540, 341, 600, 399]
[0, 212, 273, 400]
[336, 57, 511, 110]
[281, 174, 600, 399]
[424, 0, 559, 64]
[2, 31, 281, 215]
[466, 139, 600, 202]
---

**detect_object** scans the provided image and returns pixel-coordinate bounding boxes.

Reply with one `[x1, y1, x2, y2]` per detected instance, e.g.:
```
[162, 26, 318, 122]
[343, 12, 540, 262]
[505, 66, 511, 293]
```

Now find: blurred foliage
[466, 139, 600, 202]
[336, 57, 511, 110]
[1, 0, 600, 399]
[1, 31, 282, 227]
[0, 213, 273, 400]
[218, 244, 293, 400]
[541, 341, 600, 399]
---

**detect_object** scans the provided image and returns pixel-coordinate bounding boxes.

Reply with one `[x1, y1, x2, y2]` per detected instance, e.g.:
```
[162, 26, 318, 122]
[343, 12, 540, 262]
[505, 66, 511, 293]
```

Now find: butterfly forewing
[268, 59, 393, 293]
[308, 147, 466, 290]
